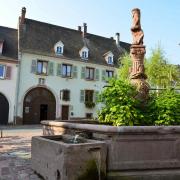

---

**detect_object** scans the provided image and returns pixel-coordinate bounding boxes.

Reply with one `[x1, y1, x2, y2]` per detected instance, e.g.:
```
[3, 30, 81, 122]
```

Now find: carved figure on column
[131, 8, 144, 45]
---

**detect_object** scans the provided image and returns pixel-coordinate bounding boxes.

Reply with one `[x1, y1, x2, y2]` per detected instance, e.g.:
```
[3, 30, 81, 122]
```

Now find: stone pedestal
[130, 45, 149, 102]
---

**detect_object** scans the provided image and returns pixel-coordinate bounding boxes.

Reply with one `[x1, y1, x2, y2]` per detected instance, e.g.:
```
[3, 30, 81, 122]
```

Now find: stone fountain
[130, 8, 150, 102]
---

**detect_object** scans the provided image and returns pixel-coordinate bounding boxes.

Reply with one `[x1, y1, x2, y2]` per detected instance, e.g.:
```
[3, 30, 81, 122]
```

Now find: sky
[0, 0, 180, 65]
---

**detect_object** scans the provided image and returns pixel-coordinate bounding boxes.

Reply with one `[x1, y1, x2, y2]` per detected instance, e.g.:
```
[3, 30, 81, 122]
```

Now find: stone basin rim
[41, 120, 180, 134]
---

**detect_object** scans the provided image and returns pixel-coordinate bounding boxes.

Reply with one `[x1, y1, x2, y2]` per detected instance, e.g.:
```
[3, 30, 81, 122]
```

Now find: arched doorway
[23, 87, 56, 124]
[0, 93, 9, 125]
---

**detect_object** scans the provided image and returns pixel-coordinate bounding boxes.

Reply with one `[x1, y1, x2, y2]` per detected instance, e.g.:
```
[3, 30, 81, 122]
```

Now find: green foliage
[98, 78, 144, 126]
[153, 90, 180, 125]
[85, 101, 95, 108]
[118, 53, 132, 81]
[98, 78, 180, 126]
[145, 45, 180, 88]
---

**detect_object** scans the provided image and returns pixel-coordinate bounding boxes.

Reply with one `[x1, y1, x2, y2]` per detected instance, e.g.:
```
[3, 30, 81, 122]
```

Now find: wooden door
[61, 105, 69, 120]
[23, 87, 56, 124]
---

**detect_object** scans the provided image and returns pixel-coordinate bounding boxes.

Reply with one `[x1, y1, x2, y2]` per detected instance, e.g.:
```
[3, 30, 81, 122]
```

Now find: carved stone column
[130, 8, 149, 102]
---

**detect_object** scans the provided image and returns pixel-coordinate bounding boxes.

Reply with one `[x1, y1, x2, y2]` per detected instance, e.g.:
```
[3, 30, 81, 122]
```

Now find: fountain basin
[31, 135, 107, 180]
[41, 121, 180, 179]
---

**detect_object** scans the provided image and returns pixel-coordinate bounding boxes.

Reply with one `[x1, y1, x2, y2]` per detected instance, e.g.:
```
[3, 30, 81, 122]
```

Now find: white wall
[0, 61, 18, 123]
[17, 52, 117, 120]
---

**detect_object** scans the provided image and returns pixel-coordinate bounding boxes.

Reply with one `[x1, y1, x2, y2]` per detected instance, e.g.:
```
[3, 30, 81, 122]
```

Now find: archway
[23, 87, 56, 124]
[0, 93, 9, 125]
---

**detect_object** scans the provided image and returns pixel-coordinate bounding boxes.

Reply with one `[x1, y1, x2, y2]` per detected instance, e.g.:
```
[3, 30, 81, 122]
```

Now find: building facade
[0, 7, 130, 124]
[0, 26, 18, 125]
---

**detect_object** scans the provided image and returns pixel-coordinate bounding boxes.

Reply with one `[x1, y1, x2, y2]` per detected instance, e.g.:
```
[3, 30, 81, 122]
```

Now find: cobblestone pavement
[0, 126, 43, 180]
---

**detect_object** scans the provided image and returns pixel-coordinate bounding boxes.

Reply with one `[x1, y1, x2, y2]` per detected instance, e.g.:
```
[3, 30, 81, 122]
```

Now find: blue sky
[0, 0, 180, 64]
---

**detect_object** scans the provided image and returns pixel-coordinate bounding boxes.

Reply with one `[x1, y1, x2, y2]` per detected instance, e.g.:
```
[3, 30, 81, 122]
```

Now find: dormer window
[54, 41, 64, 55]
[79, 46, 89, 60]
[104, 51, 114, 65]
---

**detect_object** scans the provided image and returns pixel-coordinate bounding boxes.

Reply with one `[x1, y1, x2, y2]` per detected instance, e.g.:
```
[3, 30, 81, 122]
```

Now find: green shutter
[57, 63, 62, 76]
[48, 62, 54, 75]
[80, 90, 85, 102]
[81, 67, 86, 79]
[95, 69, 99, 81]
[31, 60, 37, 74]
[73, 66, 78, 78]
[94, 91, 99, 102]
[102, 70, 106, 81]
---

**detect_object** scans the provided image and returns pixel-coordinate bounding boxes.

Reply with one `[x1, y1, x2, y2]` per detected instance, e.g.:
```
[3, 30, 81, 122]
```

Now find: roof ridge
[0, 26, 17, 31]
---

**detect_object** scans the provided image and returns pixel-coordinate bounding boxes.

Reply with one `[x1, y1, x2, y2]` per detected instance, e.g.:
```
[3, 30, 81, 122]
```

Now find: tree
[145, 46, 179, 88]
[118, 53, 131, 81]
[98, 78, 144, 126]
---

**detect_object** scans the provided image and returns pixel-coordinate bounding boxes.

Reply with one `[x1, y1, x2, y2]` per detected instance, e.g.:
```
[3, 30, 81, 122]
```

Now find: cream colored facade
[16, 52, 117, 122]
[0, 60, 18, 123]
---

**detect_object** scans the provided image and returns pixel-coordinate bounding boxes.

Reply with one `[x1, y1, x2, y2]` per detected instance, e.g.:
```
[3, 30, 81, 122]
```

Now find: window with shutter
[85, 90, 94, 102]
[37, 60, 48, 75]
[61, 89, 70, 101]
[106, 70, 114, 78]
[62, 64, 72, 77]
[86, 67, 94, 80]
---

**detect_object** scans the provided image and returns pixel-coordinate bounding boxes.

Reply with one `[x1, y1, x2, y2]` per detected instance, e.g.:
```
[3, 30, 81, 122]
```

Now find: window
[61, 89, 70, 101]
[0, 65, 6, 79]
[37, 60, 48, 75]
[85, 90, 94, 102]
[104, 51, 114, 65]
[82, 51, 87, 59]
[56, 46, 62, 54]
[86, 113, 93, 119]
[108, 56, 113, 65]
[106, 70, 114, 78]
[79, 46, 89, 59]
[62, 64, 72, 77]
[86, 67, 94, 80]
[54, 41, 64, 55]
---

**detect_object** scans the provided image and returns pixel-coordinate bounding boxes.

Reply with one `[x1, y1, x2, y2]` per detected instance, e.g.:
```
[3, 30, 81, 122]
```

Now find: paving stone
[0, 127, 42, 180]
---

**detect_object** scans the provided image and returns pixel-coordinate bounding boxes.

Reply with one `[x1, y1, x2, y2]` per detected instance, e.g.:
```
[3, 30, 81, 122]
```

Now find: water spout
[73, 134, 80, 143]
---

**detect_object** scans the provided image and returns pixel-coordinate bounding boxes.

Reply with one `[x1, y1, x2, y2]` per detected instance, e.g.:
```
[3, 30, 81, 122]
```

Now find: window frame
[0, 64, 6, 79]
[106, 70, 114, 78]
[56, 46, 63, 55]
[85, 67, 94, 80]
[85, 90, 94, 102]
[82, 51, 88, 59]
[62, 64, 72, 78]
[107, 56, 113, 65]
[61, 89, 70, 101]
[37, 60, 48, 75]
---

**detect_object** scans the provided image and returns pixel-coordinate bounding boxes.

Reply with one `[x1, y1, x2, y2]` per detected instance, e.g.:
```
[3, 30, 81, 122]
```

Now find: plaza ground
[0, 125, 43, 180]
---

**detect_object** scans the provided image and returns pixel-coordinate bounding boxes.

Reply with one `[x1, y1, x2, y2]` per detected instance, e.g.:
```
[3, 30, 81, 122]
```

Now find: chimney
[83, 23, 87, 38]
[78, 26, 82, 32]
[20, 7, 26, 25]
[115, 32, 120, 46]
